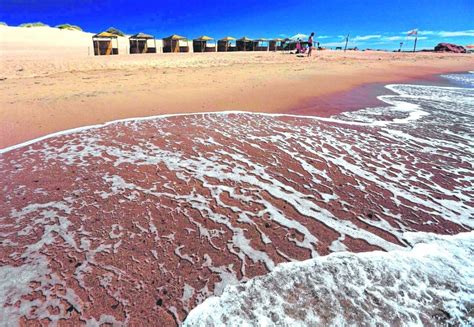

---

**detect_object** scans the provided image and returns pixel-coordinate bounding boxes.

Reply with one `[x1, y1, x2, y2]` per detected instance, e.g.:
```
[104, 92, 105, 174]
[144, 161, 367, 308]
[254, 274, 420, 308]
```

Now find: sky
[1, 0, 473, 50]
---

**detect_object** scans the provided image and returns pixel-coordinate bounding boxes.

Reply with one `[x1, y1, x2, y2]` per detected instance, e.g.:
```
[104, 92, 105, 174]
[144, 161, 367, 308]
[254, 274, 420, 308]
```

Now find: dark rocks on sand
[434, 43, 467, 53]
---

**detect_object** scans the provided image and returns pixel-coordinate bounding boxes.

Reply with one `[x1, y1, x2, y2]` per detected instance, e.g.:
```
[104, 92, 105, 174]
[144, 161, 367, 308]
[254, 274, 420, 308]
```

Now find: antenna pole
[344, 34, 349, 52]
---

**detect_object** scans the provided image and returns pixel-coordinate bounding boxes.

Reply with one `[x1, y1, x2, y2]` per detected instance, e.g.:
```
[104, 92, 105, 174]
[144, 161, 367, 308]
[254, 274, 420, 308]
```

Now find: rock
[434, 43, 466, 53]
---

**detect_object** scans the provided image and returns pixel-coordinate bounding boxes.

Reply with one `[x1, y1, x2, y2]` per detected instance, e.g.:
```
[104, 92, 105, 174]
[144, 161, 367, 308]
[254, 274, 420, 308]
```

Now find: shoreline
[1, 51, 473, 148]
[0, 78, 470, 154]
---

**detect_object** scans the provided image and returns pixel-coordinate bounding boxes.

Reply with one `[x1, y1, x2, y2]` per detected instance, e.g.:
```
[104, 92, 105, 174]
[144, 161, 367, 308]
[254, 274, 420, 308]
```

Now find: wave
[184, 231, 474, 326]
[442, 71, 474, 87]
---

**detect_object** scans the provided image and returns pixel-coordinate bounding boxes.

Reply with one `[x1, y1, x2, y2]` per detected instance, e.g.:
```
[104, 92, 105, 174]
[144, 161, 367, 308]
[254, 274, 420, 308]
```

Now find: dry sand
[1, 25, 473, 148]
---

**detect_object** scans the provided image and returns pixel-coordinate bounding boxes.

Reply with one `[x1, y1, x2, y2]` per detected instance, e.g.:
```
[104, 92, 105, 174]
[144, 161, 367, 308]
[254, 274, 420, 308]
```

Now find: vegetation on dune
[19, 22, 49, 28]
[106, 27, 125, 36]
[56, 24, 82, 31]
[0, 22, 7, 26]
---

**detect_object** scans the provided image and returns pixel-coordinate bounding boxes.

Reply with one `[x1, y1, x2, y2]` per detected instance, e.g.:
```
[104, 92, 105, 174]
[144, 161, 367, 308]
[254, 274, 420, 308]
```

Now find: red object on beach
[434, 43, 467, 53]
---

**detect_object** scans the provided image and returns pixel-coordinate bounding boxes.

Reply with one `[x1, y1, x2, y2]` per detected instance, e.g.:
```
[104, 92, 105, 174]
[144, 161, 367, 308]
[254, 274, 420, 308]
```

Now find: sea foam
[184, 231, 474, 326]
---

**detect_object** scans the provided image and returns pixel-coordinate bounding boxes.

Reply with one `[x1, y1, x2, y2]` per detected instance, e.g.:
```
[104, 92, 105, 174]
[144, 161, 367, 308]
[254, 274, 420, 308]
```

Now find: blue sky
[1, 0, 473, 49]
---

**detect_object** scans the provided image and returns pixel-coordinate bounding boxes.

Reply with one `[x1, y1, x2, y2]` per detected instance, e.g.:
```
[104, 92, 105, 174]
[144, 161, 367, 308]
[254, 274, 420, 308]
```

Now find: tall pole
[344, 34, 350, 52]
[413, 36, 418, 52]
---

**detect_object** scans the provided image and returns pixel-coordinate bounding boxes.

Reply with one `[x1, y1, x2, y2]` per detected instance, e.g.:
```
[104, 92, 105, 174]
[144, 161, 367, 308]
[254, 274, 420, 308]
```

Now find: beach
[1, 26, 474, 148]
[1, 25, 473, 325]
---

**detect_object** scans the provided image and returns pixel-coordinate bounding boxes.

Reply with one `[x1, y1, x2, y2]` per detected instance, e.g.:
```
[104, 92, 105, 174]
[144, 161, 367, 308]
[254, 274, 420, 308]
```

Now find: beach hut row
[92, 32, 285, 56]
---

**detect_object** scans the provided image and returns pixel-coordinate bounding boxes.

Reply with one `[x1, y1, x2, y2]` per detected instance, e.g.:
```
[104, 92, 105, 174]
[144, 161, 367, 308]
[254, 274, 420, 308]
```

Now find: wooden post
[413, 36, 418, 52]
[344, 34, 350, 52]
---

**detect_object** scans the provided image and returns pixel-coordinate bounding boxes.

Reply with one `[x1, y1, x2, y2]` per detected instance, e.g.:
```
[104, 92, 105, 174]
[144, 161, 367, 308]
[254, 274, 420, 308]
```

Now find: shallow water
[0, 73, 473, 325]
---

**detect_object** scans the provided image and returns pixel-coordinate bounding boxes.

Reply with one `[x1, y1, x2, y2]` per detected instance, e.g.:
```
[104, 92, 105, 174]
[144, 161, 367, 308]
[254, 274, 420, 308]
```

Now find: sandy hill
[0, 25, 130, 58]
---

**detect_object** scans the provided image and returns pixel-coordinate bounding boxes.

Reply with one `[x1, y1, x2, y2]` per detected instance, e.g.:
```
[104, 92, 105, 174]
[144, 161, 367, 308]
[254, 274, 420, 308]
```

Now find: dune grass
[19, 22, 49, 28]
[56, 24, 82, 31]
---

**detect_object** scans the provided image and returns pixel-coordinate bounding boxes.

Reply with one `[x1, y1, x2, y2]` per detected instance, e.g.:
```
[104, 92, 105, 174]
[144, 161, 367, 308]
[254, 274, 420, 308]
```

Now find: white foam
[184, 231, 474, 326]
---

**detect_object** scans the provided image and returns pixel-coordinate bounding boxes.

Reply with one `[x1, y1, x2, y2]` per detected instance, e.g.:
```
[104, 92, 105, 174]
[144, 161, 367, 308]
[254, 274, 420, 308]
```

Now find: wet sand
[1, 84, 473, 324]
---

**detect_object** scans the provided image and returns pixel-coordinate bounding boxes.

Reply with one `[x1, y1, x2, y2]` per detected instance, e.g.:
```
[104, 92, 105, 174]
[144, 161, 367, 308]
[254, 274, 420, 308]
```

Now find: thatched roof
[194, 35, 213, 41]
[164, 34, 187, 40]
[220, 36, 236, 41]
[238, 36, 253, 42]
[93, 31, 118, 38]
[106, 27, 125, 36]
[130, 32, 154, 40]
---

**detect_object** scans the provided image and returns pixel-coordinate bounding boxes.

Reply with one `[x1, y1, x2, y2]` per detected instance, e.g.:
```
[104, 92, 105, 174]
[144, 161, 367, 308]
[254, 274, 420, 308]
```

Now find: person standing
[308, 32, 315, 57]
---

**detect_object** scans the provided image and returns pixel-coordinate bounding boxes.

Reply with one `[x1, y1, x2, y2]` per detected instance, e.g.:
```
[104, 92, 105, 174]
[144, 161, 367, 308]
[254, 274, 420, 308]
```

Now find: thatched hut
[92, 32, 119, 56]
[237, 37, 254, 51]
[269, 38, 284, 51]
[193, 36, 216, 52]
[253, 38, 270, 51]
[217, 36, 237, 52]
[163, 35, 189, 53]
[129, 33, 157, 54]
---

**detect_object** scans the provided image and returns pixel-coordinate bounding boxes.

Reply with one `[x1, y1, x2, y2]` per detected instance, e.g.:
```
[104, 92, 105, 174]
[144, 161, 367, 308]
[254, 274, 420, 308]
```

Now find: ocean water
[0, 72, 473, 325]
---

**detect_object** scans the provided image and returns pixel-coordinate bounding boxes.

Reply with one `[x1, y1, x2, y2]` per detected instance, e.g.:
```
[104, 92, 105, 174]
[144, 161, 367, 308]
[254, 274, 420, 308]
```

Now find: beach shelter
[269, 38, 284, 51]
[467, 45, 474, 53]
[193, 36, 215, 52]
[92, 32, 119, 56]
[129, 33, 157, 54]
[237, 37, 254, 51]
[163, 34, 189, 53]
[253, 38, 270, 51]
[218, 36, 236, 52]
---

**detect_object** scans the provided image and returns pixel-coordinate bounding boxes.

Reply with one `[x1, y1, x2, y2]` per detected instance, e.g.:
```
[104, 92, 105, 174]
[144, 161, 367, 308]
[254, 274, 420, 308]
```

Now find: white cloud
[322, 41, 356, 48]
[438, 30, 474, 37]
[406, 30, 474, 38]
[381, 35, 428, 42]
[352, 34, 382, 41]
[417, 30, 436, 35]
[317, 35, 331, 39]
[383, 36, 404, 41]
